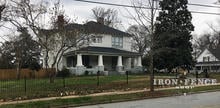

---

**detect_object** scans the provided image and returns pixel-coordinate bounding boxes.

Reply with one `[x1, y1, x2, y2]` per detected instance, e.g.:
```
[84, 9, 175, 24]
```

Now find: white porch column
[75, 54, 85, 76]
[137, 56, 142, 66]
[76, 54, 83, 66]
[134, 58, 138, 66]
[116, 56, 124, 74]
[98, 55, 104, 66]
[125, 58, 131, 70]
[132, 56, 143, 74]
[97, 55, 105, 74]
[117, 56, 123, 66]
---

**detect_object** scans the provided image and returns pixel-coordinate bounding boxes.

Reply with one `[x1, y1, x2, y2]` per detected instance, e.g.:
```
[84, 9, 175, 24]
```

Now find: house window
[203, 56, 210, 62]
[92, 36, 102, 43]
[112, 36, 123, 48]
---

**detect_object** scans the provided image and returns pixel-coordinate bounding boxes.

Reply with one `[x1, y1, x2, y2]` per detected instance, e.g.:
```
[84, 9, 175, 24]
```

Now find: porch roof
[196, 61, 220, 66]
[64, 46, 141, 57]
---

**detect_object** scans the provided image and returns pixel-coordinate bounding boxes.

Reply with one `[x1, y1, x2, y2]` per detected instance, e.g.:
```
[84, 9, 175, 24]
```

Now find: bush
[57, 68, 70, 77]
[84, 71, 89, 76]
[29, 60, 41, 71]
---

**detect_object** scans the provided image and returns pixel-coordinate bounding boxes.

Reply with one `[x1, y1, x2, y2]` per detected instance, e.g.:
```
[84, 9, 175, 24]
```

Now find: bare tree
[126, 0, 159, 92]
[0, 4, 5, 20]
[3, 0, 47, 34]
[92, 7, 121, 28]
[42, 20, 89, 82]
[193, 30, 220, 61]
[208, 24, 220, 47]
[39, 1, 90, 82]
[0, 1, 6, 27]
[127, 25, 150, 54]
[1, 0, 47, 79]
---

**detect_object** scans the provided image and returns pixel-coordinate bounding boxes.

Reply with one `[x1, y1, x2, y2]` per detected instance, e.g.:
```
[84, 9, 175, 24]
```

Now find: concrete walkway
[76, 91, 220, 108]
[0, 83, 219, 106]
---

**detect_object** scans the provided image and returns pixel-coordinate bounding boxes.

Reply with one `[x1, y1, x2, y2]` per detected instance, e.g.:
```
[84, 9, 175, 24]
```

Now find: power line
[0, 35, 7, 42]
[189, 3, 220, 9]
[74, 0, 150, 9]
[190, 11, 220, 15]
[73, 0, 220, 15]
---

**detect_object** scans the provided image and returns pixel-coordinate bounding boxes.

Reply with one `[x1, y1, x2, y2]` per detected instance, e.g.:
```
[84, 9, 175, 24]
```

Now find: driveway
[75, 91, 220, 108]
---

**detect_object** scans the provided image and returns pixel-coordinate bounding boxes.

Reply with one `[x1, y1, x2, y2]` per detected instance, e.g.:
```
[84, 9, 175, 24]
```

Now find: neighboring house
[43, 20, 143, 75]
[195, 47, 220, 73]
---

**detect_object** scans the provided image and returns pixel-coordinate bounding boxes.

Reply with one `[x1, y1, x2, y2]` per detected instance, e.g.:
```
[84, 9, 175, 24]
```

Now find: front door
[111, 56, 117, 71]
[82, 55, 90, 68]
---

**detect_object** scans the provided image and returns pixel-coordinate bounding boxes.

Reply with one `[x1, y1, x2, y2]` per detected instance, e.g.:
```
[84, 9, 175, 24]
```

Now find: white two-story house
[195, 47, 220, 73]
[46, 20, 143, 75]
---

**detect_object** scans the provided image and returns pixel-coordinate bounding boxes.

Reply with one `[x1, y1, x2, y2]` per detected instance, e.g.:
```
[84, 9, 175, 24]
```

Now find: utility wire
[73, 0, 220, 15]
[189, 3, 220, 9]
[0, 36, 7, 42]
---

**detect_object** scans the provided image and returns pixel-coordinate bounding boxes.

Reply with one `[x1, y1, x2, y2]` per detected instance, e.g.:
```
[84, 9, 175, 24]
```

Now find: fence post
[196, 70, 198, 84]
[24, 77, 27, 93]
[126, 71, 129, 84]
[63, 76, 65, 88]
[97, 71, 100, 86]
[175, 69, 178, 78]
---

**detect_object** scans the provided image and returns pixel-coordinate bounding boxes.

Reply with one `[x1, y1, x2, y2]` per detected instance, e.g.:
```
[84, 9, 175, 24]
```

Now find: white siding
[42, 33, 134, 70]
[89, 34, 132, 51]
[197, 49, 219, 62]
[123, 36, 132, 51]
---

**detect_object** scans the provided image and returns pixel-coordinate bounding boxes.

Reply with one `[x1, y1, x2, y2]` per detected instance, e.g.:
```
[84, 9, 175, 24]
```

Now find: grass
[0, 90, 175, 108]
[209, 73, 220, 81]
[0, 75, 150, 100]
[0, 73, 219, 103]
[1, 85, 220, 108]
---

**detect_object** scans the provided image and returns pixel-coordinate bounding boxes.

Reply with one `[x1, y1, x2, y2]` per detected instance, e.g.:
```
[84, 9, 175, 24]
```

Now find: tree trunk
[50, 63, 56, 83]
[16, 61, 20, 80]
[45, 50, 55, 83]
[56, 51, 64, 71]
[149, 51, 154, 92]
[149, 0, 155, 92]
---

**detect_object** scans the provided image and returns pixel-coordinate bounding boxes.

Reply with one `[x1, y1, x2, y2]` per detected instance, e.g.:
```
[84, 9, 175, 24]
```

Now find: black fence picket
[126, 71, 129, 84]
[24, 77, 27, 93]
[97, 71, 100, 86]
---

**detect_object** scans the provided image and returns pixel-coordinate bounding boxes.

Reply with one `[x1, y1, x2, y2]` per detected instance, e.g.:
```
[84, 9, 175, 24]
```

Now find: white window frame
[92, 35, 102, 43]
[112, 36, 123, 48]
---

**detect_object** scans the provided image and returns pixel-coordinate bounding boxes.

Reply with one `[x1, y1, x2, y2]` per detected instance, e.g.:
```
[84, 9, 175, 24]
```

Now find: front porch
[63, 46, 143, 75]
[195, 61, 220, 73]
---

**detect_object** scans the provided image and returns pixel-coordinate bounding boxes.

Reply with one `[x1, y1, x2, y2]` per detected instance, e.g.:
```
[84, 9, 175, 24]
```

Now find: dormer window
[112, 36, 123, 48]
[92, 36, 102, 43]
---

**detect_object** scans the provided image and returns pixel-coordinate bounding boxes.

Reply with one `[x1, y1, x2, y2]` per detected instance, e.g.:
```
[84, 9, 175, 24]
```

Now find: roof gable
[208, 47, 220, 60]
[197, 48, 220, 62]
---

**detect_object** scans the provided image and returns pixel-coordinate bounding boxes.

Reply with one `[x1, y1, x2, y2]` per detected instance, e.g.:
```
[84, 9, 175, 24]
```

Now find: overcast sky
[0, 0, 220, 42]
[62, 0, 220, 35]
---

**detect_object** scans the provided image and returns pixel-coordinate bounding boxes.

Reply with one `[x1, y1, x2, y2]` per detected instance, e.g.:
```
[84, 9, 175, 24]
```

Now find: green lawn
[0, 75, 150, 100]
[1, 85, 220, 108]
[0, 73, 219, 102]
[0, 90, 179, 108]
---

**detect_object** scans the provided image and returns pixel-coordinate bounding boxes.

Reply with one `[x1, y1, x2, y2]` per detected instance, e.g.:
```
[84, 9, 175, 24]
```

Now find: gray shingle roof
[65, 21, 131, 37]
[209, 47, 220, 60]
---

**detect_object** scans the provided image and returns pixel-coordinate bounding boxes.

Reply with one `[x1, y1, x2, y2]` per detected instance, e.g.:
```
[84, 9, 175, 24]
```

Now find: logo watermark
[154, 78, 217, 86]
[154, 78, 218, 95]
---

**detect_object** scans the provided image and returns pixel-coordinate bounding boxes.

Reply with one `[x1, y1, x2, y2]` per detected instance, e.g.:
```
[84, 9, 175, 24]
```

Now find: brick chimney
[97, 17, 104, 25]
[57, 15, 64, 29]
